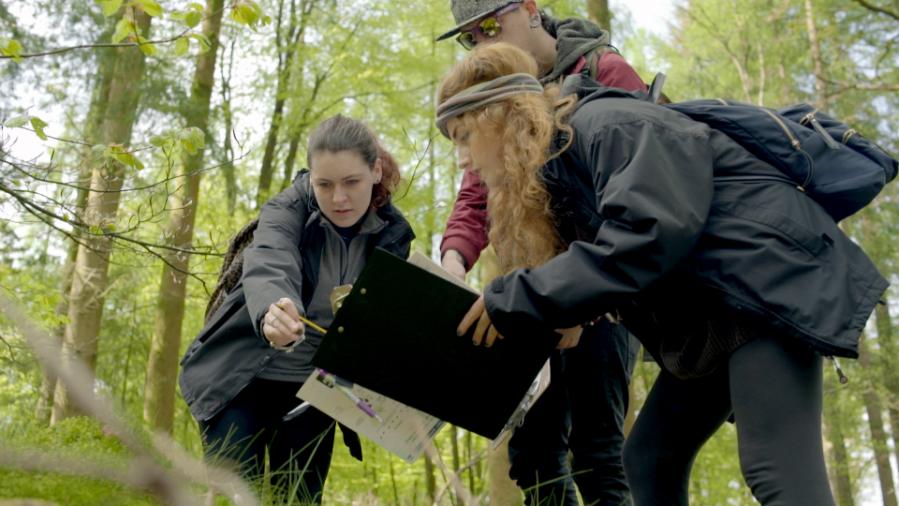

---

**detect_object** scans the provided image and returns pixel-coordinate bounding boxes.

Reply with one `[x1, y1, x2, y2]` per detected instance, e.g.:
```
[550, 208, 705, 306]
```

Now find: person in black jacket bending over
[179, 115, 413, 503]
[437, 43, 887, 506]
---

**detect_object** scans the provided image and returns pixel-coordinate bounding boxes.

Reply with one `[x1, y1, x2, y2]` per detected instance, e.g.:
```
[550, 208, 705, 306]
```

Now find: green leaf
[4, 115, 28, 128]
[0, 38, 23, 63]
[107, 145, 144, 170]
[96, 0, 123, 17]
[190, 33, 211, 52]
[136, 36, 157, 56]
[149, 134, 170, 147]
[179, 126, 205, 155]
[231, 1, 263, 28]
[112, 17, 134, 43]
[174, 37, 189, 56]
[184, 10, 203, 28]
[134, 0, 163, 17]
[30, 117, 48, 140]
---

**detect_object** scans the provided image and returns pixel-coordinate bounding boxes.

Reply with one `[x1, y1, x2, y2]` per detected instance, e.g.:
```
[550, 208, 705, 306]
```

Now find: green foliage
[0, 37, 23, 63]
[112, 15, 140, 43]
[0, 418, 155, 506]
[3, 115, 48, 140]
[106, 144, 145, 170]
[231, 0, 271, 30]
[96, 0, 124, 17]
[134, 0, 163, 18]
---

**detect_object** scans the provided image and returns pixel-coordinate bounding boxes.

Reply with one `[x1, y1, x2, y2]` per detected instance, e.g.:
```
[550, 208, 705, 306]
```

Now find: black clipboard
[311, 248, 559, 439]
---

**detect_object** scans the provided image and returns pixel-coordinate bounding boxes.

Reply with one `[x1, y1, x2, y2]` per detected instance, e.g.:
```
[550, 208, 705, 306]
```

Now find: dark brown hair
[306, 114, 400, 208]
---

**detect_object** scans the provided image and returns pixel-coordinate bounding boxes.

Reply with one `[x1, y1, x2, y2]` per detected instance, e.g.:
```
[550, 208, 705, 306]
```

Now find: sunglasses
[456, 2, 521, 50]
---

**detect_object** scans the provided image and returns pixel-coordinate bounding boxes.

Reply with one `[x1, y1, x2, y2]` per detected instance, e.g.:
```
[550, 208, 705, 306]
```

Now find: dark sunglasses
[456, 2, 521, 50]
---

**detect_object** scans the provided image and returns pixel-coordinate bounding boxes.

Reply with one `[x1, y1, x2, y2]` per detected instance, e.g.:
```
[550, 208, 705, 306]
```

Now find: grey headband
[436, 73, 544, 139]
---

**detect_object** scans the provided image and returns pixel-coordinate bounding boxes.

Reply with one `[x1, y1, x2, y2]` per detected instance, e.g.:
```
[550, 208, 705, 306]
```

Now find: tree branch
[850, 0, 899, 21]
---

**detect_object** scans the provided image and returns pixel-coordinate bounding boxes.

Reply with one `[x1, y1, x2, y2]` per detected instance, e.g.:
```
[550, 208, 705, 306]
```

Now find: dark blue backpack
[664, 98, 897, 221]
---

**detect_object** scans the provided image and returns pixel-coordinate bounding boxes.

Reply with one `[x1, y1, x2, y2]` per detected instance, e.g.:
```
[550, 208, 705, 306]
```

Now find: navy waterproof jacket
[483, 76, 888, 361]
[179, 171, 414, 423]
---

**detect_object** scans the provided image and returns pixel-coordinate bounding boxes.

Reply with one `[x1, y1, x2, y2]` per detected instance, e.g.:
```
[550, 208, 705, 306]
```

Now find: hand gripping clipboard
[311, 248, 559, 439]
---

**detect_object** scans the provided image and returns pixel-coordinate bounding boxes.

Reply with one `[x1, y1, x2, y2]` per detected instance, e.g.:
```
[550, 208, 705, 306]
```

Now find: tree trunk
[219, 35, 238, 215]
[803, 0, 829, 109]
[143, 0, 225, 433]
[478, 247, 523, 505]
[255, 0, 300, 208]
[451, 426, 462, 504]
[486, 436, 522, 506]
[424, 455, 437, 502]
[50, 7, 152, 424]
[823, 375, 856, 506]
[874, 301, 899, 467]
[586, 0, 612, 31]
[35, 25, 117, 426]
[859, 336, 898, 506]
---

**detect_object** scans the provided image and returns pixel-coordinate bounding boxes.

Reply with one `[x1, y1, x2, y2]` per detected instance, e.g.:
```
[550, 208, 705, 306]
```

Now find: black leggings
[624, 336, 836, 506]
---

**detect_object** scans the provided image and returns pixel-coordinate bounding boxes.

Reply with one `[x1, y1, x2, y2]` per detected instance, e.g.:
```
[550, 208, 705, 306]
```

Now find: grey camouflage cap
[435, 0, 523, 41]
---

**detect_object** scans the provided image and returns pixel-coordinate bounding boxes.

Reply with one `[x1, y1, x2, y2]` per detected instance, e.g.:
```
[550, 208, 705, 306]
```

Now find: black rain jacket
[484, 76, 888, 360]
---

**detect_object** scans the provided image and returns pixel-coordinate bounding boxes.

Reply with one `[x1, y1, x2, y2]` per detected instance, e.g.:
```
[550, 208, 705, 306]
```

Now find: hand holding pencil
[262, 298, 307, 349]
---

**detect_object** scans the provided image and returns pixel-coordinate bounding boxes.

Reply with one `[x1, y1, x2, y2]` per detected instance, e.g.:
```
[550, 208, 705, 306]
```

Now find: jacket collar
[541, 13, 612, 84]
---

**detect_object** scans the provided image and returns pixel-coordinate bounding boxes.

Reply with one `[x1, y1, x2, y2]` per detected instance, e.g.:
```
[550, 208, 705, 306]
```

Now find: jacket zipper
[800, 111, 842, 150]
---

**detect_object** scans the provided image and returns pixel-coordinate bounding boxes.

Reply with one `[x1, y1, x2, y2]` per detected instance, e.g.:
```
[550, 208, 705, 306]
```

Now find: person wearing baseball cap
[436, 1, 647, 505]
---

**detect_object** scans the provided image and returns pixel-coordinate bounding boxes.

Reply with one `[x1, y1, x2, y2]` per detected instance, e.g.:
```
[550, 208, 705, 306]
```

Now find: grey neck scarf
[436, 73, 543, 138]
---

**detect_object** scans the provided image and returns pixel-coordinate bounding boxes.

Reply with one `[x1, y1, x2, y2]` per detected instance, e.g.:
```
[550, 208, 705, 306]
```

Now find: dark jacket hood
[541, 13, 612, 84]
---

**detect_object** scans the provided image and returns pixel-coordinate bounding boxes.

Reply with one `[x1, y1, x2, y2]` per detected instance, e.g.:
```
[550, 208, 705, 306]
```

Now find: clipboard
[311, 248, 559, 439]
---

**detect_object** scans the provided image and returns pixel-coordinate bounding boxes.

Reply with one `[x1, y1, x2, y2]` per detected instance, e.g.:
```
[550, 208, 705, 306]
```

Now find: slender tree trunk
[219, 34, 238, 215]
[35, 27, 117, 425]
[586, 0, 612, 31]
[424, 455, 437, 502]
[466, 430, 476, 494]
[255, 0, 301, 208]
[823, 376, 856, 506]
[143, 0, 225, 433]
[50, 7, 152, 424]
[804, 0, 829, 109]
[859, 336, 898, 506]
[451, 426, 462, 504]
[478, 247, 523, 505]
[487, 436, 522, 506]
[874, 301, 899, 466]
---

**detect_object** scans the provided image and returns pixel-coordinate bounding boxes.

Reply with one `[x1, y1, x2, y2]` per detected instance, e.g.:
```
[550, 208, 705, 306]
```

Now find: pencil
[298, 315, 328, 334]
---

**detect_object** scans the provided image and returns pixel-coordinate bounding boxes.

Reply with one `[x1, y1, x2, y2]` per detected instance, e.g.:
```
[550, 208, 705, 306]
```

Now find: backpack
[204, 217, 259, 322]
[653, 76, 898, 221]
[203, 171, 313, 322]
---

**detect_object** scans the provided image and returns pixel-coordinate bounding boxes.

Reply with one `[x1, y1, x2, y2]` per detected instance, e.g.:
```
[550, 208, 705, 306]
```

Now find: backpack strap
[583, 44, 620, 82]
[647, 73, 667, 104]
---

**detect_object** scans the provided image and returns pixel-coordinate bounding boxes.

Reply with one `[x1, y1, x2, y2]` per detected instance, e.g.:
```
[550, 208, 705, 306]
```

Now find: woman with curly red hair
[440, 43, 886, 505]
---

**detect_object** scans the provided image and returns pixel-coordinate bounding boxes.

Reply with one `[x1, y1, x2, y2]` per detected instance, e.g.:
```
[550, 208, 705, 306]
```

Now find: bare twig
[0, 29, 192, 60]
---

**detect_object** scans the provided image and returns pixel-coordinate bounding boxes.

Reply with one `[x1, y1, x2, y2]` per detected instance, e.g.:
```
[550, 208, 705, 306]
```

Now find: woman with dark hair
[438, 43, 888, 505]
[179, 115, 412, 503]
